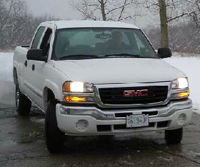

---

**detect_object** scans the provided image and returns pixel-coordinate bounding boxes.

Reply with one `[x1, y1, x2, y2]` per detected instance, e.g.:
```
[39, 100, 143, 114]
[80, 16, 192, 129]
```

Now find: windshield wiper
[104, 53, 140, 58]
[58, 54, 104, 60]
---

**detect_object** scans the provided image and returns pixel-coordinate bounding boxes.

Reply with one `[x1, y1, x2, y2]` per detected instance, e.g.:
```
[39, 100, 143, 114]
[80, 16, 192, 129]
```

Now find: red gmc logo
[123, 89, 148, 97]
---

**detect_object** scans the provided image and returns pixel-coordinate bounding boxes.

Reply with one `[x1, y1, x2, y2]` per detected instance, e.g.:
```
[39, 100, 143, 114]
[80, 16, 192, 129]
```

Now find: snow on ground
[165, 53, 200, 113]
[0, 52, 13, 81]
[0, 52, 199, 112]
[0, 52, 15, 105]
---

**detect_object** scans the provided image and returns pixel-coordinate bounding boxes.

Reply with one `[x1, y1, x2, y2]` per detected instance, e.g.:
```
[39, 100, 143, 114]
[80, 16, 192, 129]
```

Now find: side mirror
[27, 49, 47, 61]
[157, 48, 172, 58]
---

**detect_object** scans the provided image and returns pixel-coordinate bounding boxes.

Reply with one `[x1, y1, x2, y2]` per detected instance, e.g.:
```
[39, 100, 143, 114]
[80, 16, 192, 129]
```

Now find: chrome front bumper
[56, 99, 193, 136]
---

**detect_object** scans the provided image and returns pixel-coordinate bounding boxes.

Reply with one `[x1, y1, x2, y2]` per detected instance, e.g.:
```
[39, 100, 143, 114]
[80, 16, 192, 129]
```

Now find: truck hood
[53, 58, 186, 84]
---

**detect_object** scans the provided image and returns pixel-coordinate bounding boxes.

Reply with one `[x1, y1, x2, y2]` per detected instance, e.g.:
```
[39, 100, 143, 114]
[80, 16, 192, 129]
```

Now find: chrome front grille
[99, 86, 168, 105]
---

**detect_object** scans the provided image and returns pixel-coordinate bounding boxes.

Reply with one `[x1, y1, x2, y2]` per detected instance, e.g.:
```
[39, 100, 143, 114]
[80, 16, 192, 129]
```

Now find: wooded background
[0, 0, 200, 54]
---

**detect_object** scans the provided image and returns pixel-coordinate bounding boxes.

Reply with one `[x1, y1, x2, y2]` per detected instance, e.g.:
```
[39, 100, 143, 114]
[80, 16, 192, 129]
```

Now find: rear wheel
[15, 85, 31, 115]
[165, 128, 183, 144]
[45, 100, 65, 153]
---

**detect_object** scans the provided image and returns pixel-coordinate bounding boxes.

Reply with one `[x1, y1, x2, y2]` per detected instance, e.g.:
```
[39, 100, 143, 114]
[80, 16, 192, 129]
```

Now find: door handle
[32, 64, 35, 71]
[24, 61, 28, 67]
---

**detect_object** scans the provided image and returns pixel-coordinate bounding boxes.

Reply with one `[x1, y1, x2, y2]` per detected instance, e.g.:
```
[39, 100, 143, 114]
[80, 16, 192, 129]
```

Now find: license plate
[126, 115, 149, 128]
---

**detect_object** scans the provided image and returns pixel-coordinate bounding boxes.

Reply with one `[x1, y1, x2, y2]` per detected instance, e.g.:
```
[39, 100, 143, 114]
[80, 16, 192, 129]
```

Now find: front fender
[43, 79, 62, 101]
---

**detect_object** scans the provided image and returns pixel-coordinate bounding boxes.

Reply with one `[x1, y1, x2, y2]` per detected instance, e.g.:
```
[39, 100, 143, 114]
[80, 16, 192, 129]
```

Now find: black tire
[165, 128, 183, 144]
[45, 101, 65, 153]
[15, 85, 31, 115]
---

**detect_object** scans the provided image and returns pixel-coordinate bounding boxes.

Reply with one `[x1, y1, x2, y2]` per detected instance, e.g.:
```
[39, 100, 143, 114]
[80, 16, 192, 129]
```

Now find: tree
[145, 18, 200, 54]
[0, 0, 53, 50]
[187, 0, 200, 27]
[158, 0, 168, 47]
[69, 0, 141, 21]
[0, 0, 28, 49]
[144, 0, 195, 48]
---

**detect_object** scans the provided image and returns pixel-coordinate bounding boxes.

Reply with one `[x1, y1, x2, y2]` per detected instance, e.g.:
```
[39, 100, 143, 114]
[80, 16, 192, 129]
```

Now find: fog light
[177, 113, 187, 125]
[60, 107, 70, 115]
[76, 120, 89, 132]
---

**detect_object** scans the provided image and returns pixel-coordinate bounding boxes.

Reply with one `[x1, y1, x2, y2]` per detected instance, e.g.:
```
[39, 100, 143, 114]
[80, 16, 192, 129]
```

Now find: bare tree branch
[118, 0, 128, 21]
[167, 12, 191, 22]
[69, 0, 142, 21]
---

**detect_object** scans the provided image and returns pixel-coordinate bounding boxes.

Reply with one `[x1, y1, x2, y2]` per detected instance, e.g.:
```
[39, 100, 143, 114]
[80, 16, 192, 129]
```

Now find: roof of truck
[43, 20, 140, 30]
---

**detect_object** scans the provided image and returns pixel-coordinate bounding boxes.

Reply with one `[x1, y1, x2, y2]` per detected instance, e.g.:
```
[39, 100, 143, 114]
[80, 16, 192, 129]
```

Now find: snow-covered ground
[0, 52, 13, 81]
[165, 53, 200, 112]
[0, 52, 199, 113]
[0, 52, 15, 105]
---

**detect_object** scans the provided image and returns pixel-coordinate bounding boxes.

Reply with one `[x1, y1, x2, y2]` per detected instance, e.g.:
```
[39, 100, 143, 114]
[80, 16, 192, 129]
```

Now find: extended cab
[13, 20, 193, 153]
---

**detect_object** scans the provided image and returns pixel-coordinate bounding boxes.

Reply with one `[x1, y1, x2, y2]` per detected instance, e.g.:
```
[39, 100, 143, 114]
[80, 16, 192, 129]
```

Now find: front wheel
[45, 101, 65, 153]
[15, 85, 31, 115]
[165, 128, 183, 144]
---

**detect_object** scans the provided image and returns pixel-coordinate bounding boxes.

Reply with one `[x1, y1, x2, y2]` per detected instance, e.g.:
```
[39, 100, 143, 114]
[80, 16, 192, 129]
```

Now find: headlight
[63, 81, 94, 93]
[172, 78, 189, 89]
[171, 77, 189, 100]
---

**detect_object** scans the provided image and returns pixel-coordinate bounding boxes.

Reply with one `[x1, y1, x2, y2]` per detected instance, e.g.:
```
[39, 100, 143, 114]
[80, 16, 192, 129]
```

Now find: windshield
[54, 28, 157, 60]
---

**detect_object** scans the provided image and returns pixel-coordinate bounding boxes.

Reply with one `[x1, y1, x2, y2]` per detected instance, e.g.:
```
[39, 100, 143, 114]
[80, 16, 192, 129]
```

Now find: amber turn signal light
[178, 91, 189, 98]
[64, 96, 86, 102]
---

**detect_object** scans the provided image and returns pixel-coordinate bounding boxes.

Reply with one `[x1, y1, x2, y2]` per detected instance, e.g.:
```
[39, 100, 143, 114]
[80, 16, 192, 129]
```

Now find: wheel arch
[43, 82, 61, 112]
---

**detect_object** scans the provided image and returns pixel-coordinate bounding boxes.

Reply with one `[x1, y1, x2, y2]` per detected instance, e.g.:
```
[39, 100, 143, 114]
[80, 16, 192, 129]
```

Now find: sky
[24, 0, 159, 29]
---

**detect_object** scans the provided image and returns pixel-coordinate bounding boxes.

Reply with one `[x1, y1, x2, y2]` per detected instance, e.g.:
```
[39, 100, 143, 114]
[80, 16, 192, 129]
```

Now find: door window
[31, 26, 45, 49]
[40, 28, 52, 56]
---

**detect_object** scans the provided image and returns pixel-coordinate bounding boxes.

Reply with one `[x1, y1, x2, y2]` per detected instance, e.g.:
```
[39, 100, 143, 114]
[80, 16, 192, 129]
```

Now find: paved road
[0, 81, 200, 167]
[0, 103, 200, 167]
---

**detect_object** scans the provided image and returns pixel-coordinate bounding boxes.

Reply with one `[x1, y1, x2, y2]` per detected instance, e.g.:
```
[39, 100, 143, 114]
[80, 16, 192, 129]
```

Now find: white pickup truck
[13, 20, 193, 153]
